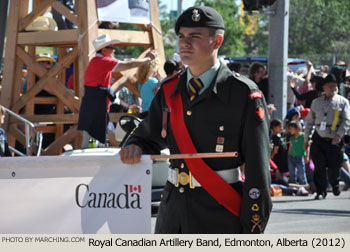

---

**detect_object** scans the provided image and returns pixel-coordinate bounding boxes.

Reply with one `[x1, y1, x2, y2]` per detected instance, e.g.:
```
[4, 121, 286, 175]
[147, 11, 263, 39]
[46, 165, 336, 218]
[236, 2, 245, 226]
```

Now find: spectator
[136, 58, 160, 119]
[288, 120, 308, 185]
[228, 62, 242, 74]
[249, 62, 268, 100]
[78, 34, 157, 148]
[163, 60, 180, 77]
[51, 0, 76, 30]
[286, 67, 305, 109]
[340, 152, 350, 187]
[270, 119, 289, 174]
[290, 75, 324, 108]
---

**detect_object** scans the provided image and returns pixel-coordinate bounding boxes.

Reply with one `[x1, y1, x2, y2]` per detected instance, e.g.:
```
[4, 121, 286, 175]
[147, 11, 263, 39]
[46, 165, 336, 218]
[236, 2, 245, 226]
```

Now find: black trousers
[310, 132, 343, 194]
[155, 181, 243, 234]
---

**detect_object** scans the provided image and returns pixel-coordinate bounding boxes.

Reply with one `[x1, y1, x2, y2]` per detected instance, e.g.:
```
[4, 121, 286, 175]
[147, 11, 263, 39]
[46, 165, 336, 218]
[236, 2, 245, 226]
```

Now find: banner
[0, 155, 152, 234]
[97, 0, 151, 24]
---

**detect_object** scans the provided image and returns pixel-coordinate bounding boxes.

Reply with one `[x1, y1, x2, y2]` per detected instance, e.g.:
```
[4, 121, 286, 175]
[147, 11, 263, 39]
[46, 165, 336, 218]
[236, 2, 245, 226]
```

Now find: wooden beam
[8, 124, 26, 146]
[17, 30, 79, 46]
[42, 125, 78, 155]
[13, 46, 79, 113]
[98, 29, 151, 46]
[0, 0, 24, 130]
[77, 0, 99, 99]
[9, 114, 79, 124]
[9, 112, 126, 125]
[51, 1, 79, 26]
[150, 0, 166, 77]
[18, 0, 56, 31]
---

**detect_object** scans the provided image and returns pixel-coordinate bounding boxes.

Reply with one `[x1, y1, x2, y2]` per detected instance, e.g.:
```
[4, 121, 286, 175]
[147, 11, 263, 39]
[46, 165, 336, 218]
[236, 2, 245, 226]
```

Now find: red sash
[163, 76, 242, 216]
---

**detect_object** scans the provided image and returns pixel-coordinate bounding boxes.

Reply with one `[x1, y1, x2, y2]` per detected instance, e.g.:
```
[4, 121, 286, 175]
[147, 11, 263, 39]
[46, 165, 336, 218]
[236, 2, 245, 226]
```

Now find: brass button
[187, 110, 192, 116]
[180, 163, 185, 169]
[179, 187, 185, 193]
[236, 73, 240, 77]
[219, 126, 224, 131]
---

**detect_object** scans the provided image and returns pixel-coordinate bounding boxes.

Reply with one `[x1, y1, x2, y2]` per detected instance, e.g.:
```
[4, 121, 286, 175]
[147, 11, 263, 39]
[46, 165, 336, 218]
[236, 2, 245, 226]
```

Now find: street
[151, 189, 350, 234]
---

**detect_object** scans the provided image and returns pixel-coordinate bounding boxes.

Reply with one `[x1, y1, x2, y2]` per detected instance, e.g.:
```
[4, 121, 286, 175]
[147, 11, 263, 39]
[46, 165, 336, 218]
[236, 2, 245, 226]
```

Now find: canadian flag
[129, 185, 141, 193]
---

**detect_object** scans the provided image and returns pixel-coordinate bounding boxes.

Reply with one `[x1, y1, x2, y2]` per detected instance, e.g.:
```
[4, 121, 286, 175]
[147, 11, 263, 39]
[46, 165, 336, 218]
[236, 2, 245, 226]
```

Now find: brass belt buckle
[176, 169, 195, 189]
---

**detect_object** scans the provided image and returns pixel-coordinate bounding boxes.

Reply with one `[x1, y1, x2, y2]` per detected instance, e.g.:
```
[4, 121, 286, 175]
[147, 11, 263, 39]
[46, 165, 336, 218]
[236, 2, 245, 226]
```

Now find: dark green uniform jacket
[126, 64, 272, 233]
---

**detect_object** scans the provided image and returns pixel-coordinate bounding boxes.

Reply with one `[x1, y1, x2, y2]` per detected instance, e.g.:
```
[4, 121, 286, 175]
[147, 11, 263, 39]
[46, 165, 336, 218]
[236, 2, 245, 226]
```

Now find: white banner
[97, 0, 151, 24]
[0, 155, 152, 234]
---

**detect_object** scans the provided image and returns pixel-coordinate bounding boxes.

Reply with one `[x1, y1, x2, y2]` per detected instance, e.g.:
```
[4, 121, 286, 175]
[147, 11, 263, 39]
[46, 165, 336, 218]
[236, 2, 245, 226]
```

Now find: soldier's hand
[332, 135, 341, 145]
[120, 144, 143, 164]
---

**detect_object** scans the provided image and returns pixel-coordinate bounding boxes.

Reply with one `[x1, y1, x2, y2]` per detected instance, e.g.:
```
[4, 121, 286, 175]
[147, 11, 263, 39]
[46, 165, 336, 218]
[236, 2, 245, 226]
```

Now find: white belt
[168, 167, 241, 188]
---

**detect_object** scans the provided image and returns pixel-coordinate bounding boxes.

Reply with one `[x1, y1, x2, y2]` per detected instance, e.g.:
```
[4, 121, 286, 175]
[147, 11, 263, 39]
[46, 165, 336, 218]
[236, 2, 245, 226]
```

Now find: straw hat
[25, 16, 58, 32]
[36, 53, 56, 63]
[93, 34, 120, 52]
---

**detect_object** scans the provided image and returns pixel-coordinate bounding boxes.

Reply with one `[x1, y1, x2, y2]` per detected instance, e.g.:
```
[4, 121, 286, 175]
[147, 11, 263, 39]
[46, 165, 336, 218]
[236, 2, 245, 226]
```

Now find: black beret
[175, 6, 225, 35]
[322, 73, 338, 86]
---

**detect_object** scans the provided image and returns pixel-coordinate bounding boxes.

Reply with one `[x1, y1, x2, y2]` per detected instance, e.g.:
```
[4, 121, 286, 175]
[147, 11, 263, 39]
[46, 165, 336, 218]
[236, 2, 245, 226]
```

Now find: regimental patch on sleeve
[249, 91, 263, 100]
[256, 106, 265, 120]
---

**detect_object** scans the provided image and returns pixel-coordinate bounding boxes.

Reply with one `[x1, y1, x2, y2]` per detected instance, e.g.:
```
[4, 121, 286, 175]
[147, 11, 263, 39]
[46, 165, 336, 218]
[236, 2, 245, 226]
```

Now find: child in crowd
[270, 119, 289, 175]
[288, 120, 308, 185]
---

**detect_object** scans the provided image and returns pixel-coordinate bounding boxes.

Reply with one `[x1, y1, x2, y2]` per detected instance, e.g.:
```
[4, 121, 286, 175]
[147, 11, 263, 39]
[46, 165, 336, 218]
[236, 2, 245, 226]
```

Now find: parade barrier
[0, 156, 152, 234]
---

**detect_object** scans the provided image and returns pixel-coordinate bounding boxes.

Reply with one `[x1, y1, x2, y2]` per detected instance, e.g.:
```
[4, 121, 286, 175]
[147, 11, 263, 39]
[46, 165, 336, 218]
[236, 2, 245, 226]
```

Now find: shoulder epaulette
[231, 71, 259, 92]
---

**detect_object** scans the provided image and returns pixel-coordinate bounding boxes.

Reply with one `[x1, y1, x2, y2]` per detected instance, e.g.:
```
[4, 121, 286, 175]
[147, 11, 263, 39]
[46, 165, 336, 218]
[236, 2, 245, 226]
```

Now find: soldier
[304, 74, 350, 200]
[120, 6, 272, 233]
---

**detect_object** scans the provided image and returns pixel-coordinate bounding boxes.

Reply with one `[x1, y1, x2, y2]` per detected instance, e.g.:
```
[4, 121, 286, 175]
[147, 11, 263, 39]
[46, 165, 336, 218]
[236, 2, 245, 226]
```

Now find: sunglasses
[105, 46, 115, 49]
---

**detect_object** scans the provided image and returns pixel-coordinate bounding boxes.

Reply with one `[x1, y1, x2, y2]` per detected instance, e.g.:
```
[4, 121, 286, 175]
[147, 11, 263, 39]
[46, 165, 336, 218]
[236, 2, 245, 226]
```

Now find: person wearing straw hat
[120, 6, 272, 233]
[78, 34, 157, 148]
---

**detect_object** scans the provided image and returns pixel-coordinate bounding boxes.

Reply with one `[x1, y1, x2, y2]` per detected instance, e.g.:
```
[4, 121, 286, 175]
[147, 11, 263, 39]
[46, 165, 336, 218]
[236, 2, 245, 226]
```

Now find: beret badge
[192, 9, 200, 22]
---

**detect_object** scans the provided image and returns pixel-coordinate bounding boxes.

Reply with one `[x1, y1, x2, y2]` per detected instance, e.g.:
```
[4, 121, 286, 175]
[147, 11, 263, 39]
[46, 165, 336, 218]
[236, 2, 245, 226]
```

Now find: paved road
[151, 190, 350, 233]
[265, 190, 350, 234]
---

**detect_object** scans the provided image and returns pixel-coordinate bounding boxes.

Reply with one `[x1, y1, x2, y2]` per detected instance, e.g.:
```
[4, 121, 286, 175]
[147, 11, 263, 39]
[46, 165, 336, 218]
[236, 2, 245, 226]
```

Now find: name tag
[320, 121, 327, 131]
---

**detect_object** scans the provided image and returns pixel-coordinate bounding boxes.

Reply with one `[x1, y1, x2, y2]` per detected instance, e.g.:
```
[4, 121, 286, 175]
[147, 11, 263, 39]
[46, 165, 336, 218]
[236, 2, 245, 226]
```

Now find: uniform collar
[170, 64, 231, 104]
[186, 62, 220, 95]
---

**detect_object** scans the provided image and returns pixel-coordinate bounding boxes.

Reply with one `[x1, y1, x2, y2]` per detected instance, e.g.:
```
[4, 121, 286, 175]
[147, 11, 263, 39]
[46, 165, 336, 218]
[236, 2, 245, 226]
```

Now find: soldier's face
[178, 27, 218, 73]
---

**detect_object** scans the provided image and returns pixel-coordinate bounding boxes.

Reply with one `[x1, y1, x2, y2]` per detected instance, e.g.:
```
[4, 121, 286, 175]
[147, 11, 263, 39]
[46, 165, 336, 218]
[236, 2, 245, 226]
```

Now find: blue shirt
[138, 78, 158, 112]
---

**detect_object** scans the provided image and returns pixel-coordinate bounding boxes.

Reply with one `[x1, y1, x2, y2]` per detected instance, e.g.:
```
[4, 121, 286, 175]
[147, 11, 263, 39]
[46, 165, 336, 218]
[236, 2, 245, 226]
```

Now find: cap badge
[192, 9, 200, 22]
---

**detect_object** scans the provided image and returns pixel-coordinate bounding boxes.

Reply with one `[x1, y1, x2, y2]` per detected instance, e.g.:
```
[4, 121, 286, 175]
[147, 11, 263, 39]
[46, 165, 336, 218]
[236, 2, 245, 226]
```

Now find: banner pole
[150, 152, 238, 160]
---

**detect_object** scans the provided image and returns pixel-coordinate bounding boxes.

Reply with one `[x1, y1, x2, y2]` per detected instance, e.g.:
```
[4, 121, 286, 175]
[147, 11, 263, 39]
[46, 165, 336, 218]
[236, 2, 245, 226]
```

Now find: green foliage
[244, 0, 350, 64]
[194, 0, 246, 57]
[243, 15, 269, 56]
[288, 0, 350, 57]
[158, 0, 178, 59]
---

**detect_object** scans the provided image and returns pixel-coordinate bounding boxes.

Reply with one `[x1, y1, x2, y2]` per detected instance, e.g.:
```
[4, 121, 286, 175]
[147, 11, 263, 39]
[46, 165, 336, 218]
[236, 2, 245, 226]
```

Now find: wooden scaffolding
[0, 0, 165, 155]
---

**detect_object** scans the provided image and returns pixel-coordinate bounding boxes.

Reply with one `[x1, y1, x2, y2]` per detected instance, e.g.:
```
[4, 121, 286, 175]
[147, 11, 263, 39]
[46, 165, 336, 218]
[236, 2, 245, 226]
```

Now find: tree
[194, 0, 246, 57]
[243, 0, 350, 65]
[288, 0, 350, 63]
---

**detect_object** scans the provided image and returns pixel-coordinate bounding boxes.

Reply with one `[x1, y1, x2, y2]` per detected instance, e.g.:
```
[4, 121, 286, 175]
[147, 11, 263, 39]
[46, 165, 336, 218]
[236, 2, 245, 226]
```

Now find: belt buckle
[176, 169, 195, 189]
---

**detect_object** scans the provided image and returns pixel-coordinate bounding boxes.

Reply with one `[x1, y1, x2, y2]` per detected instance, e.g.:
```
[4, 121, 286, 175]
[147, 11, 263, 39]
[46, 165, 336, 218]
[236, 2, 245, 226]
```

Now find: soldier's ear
[214, 34, 224, 49]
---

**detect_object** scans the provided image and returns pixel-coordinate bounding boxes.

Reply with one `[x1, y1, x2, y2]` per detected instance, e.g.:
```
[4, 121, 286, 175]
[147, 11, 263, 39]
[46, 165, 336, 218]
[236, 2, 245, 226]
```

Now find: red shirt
[84, 55, 118, 88]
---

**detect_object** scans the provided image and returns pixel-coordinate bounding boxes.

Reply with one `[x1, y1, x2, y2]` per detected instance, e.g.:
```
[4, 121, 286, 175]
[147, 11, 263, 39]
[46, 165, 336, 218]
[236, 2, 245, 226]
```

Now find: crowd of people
[233, 58, 350, 200]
